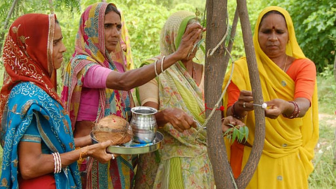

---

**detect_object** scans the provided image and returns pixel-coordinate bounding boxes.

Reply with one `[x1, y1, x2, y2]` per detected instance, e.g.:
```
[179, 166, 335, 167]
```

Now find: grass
[309, 73, 336, 188]
[0, 73, 335, 188]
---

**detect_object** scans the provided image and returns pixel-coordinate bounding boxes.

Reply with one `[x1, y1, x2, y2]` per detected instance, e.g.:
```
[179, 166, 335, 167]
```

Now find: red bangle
[283, 101, 300, 119]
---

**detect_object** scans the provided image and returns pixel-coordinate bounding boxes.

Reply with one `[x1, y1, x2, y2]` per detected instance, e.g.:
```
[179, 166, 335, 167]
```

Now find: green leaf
[232, 128, 238, 142]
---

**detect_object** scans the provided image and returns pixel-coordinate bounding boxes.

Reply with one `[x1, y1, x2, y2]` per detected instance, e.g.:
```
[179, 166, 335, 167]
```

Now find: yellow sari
[223, 6, 319, 189]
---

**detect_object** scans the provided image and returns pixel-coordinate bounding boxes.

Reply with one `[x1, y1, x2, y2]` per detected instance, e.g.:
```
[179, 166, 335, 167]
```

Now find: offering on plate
[92, 115, 133, 145]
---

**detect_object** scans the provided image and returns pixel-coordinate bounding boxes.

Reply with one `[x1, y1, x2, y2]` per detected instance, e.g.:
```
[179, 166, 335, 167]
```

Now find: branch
[235, 0, 265, 188]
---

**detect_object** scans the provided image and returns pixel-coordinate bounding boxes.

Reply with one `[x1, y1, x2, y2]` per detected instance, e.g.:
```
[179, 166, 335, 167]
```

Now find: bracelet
[52, 153, 57, 173]
[160, 56, 166, 74]
[231, 102, 245, 120]
[79, 147, 88, 162]
[283, 101, 300, 119]
[52, 152, 62, 173]
[154, 59, 159, 76]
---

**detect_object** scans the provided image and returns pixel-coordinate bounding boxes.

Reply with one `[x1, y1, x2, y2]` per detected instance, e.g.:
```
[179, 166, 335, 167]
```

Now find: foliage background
[0, 0, 335, 188]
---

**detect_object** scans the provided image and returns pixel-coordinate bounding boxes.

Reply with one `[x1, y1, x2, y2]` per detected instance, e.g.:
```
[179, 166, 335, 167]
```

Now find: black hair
[105, 4, 121, 19]
[259, 10, 287, 29]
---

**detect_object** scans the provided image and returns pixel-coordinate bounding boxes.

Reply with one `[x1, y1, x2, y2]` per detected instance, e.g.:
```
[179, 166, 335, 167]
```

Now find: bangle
[79, 147, 88, 162]
[283, 101, 300, 119]
[52, 152, 62, 173]
[231, 102, 245, 120]
[160, 56, 166, 74]
[154, 59, 159, 76]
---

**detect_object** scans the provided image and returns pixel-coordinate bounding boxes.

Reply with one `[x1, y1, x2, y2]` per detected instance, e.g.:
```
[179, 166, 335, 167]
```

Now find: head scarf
[0, 13, 61, 127]
[223, 6, 319, 178]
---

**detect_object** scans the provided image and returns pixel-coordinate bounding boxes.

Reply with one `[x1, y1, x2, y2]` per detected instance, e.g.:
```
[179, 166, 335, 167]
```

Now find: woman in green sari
[135, 11, 242, 189]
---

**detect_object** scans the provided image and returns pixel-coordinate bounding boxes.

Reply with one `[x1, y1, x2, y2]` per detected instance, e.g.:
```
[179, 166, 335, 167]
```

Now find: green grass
[309, 73, 336, 188]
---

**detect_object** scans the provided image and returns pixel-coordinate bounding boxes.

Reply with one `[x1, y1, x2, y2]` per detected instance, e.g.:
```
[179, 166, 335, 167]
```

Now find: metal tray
[91, 131, 163, 155]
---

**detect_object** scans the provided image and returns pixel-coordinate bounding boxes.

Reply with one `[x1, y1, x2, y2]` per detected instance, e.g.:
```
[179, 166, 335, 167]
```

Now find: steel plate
[92, 131, 163, 155]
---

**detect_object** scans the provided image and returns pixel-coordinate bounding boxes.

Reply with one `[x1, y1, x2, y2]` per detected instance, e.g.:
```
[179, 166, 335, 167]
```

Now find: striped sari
[61, 3, 134, 189]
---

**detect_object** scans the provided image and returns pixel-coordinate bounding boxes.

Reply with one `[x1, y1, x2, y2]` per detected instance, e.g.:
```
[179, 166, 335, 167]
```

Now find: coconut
[92, 115, 133, 145]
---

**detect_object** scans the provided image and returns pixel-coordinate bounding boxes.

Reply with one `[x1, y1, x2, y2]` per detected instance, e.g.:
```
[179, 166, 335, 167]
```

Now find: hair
[55, 19, 59, 24]
[105, 4, 121, 19]
[259, 10, 287, 29]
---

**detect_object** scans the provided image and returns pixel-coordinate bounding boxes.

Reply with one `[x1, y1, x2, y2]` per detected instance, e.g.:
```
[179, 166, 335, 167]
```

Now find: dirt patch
[319, 113, 336, 128]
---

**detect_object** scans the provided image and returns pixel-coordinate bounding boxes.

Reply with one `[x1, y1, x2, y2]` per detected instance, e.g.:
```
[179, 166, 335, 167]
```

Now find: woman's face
[52, 23, 66, 70]
[104, 11, 121, 53]
[258, 13, 289, 58]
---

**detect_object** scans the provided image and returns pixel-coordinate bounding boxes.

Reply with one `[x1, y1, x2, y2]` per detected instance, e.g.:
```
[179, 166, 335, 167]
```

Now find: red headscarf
[0, 13, 62, 124]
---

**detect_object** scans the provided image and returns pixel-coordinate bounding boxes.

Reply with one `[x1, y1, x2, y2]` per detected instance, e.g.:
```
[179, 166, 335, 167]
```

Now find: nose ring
[243, 102, 246, 108]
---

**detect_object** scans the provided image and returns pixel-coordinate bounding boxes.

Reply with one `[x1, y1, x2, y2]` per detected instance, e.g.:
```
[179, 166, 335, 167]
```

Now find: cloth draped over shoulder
[61, 3, 133, 189]
[0, 14, 81, 189]
[110, 9, 134, 71]
[223, 6, 319, 189]
[135, 11, 214, 189]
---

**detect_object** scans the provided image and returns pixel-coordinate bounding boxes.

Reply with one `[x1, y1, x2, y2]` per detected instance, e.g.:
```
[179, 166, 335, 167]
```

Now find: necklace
[282, 56, 288, 72]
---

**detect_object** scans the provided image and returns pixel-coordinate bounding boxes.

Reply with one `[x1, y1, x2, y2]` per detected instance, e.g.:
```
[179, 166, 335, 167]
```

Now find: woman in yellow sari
[223, 6, 319, 189]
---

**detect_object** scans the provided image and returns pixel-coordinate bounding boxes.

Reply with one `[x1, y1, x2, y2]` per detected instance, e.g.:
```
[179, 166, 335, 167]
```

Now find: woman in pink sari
[61, 2, 202, 188]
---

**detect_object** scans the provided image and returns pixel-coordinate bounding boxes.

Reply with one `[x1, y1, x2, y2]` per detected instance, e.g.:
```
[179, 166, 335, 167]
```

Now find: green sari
[134, 11, 214, 189]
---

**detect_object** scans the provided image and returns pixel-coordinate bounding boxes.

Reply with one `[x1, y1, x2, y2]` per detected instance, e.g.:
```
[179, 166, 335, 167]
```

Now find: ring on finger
[243, 102, 246, 108]
[112, 154, 115, 159]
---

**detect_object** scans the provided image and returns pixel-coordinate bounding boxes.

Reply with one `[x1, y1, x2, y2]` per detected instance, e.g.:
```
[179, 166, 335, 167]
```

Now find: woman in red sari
[0, 13, 113, 189]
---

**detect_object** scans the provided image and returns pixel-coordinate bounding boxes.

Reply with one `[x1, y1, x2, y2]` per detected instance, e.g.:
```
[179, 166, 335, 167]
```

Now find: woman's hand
[228, 90, 253, 119]
[87, 140, 114, 163]
[162, 108, 197, 132]
[264, 99, 288, 119]
[174, 23, 203, 60]
[237, 90, 254, 111]
[265, 97, 310, 119]
[221, 116, 245, 133]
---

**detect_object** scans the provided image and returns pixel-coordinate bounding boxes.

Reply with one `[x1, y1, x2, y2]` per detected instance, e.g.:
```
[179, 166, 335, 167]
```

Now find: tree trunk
[235, 0, 265, 188]
[205, 0, 235, 188]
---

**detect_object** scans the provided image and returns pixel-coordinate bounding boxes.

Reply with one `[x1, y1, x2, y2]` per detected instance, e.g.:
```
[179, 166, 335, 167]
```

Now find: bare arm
[227, 90, 311, 119]
[265, 97, 310, 119]
[18, 140, 113, 180]
[73, 134, 92, 147]
[106, 23, 203, 91]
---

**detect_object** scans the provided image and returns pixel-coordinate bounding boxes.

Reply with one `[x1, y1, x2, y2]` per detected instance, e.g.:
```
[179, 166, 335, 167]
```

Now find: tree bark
[235, 0, 265, 188]
[205, 0, 235, 188]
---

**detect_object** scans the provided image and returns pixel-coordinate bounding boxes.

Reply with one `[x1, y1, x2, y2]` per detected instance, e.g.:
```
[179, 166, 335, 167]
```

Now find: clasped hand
[163, 108, 197, 132]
